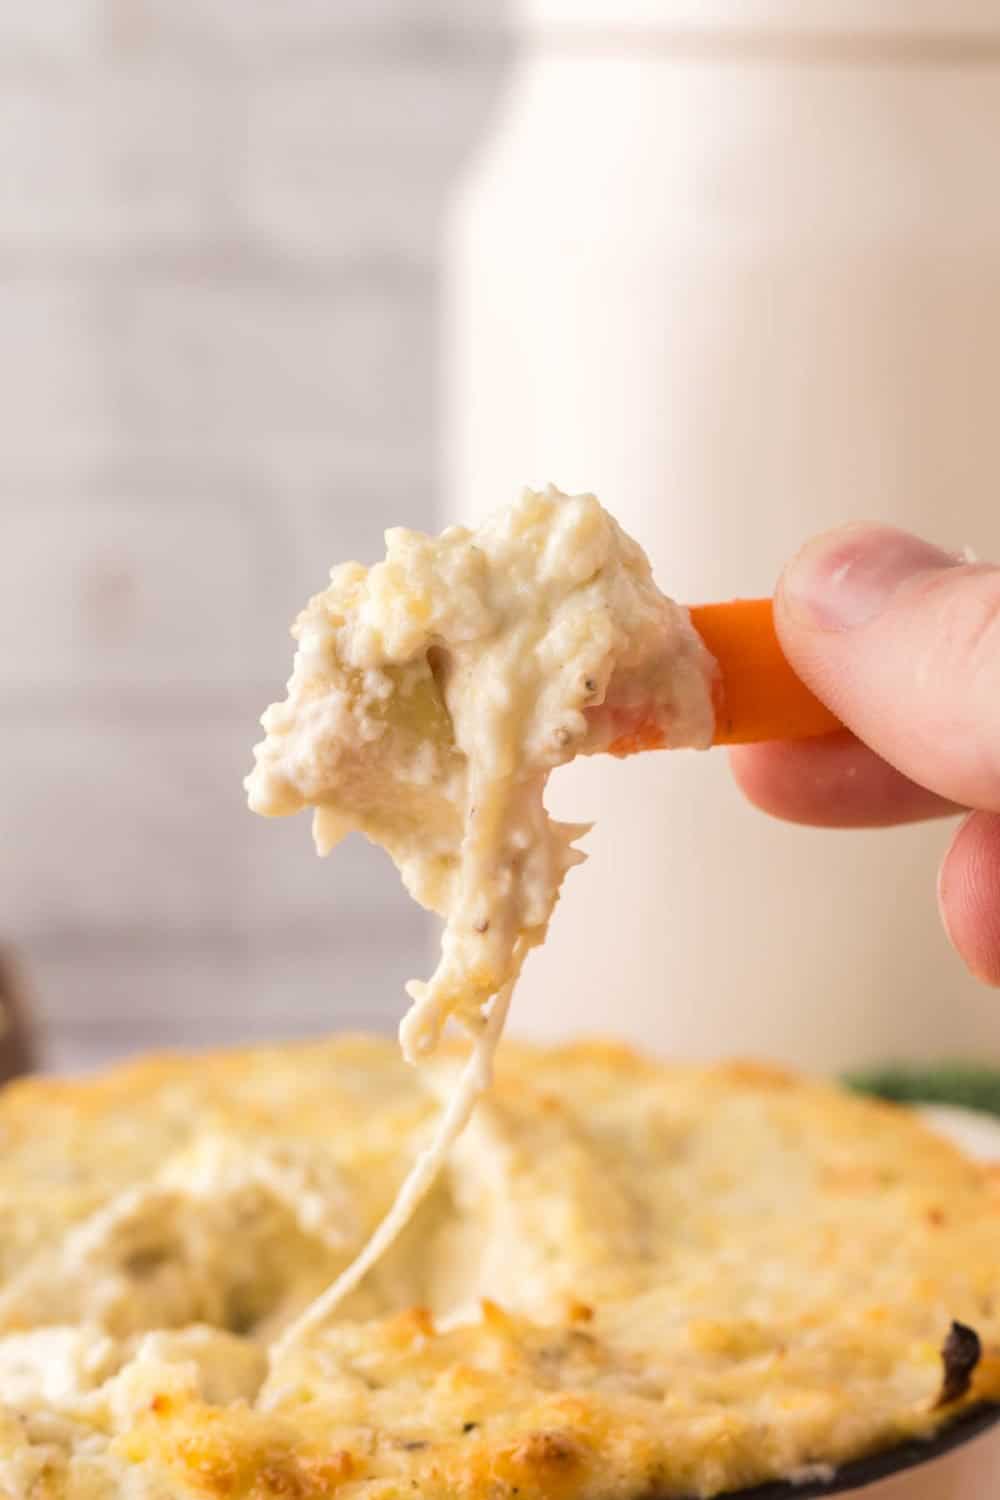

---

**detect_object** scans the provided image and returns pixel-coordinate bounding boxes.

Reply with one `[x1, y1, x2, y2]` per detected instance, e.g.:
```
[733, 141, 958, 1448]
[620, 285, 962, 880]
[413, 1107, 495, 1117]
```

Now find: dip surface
[2, 1039, 999, 1499]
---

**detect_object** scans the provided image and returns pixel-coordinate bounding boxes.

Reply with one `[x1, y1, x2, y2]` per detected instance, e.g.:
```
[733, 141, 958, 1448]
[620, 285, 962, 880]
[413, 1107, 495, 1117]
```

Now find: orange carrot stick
[603, 598, 841, 756]
[689, 599, 841, 746]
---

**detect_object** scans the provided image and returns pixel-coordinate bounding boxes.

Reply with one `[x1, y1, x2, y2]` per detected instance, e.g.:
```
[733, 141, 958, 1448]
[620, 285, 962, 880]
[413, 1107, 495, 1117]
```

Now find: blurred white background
[0, 2, 508, 1069]
[446, 3, 1000, 1077]
[6, 3, 1000, 1081]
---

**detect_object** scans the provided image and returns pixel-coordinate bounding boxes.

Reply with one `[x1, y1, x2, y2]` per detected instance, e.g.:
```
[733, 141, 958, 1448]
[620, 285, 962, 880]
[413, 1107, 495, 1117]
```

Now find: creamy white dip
[246, 486, 717, 1342]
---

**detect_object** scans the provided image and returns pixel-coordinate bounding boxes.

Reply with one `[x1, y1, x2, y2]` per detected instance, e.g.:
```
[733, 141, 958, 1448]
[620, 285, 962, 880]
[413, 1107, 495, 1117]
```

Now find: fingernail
[782, 524, 960, 631]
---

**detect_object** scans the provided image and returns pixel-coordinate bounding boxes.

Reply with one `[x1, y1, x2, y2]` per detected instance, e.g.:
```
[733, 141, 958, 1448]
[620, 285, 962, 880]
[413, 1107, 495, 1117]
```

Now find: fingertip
[728, 741, 813, 823]
[729, 733, 959, 830]
[728, 733, 868, 827]
[938, 811, 1000, 988]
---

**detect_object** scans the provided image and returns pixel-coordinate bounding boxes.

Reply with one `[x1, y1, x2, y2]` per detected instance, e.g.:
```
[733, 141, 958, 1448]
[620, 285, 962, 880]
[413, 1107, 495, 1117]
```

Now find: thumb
[774, 524, 1000, 813]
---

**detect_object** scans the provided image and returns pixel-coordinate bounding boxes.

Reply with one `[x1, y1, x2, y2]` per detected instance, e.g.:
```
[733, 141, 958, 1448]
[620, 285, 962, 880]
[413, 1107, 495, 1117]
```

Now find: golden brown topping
[3, 1039, 1000, 1499]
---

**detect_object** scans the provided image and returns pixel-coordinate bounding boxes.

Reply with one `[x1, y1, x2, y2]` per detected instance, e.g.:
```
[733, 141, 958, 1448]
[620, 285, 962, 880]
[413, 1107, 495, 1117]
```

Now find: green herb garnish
[845, 1064, 1000, 1119]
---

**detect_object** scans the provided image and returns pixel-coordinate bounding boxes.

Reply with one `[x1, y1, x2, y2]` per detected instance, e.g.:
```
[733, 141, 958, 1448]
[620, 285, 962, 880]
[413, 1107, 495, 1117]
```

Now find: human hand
[730, 524, 1000, 986]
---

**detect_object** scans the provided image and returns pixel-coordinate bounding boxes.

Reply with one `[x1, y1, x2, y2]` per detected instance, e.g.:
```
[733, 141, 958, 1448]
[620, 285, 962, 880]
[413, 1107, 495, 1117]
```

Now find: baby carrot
[604, 598, 841, 756]
[689, 598, 841, 746]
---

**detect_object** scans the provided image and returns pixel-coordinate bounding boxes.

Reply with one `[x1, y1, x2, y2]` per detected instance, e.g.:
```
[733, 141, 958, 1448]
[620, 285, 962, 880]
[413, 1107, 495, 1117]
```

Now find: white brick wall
[1, 2, 510, 1069]
[0, 4, 102, 60]
[0, 283, 109, 459]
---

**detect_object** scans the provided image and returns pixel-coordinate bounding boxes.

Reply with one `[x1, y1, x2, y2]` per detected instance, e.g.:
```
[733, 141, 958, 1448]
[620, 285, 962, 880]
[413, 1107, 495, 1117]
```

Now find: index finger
[730, 731, 961, 829]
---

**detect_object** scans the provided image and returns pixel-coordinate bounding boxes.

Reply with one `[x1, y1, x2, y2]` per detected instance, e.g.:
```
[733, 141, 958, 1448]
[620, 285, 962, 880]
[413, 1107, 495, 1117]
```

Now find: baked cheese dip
[8, 488, 996, 1499]
[246, 486, 717, 1328]
[2, 1040, 1000, 1499]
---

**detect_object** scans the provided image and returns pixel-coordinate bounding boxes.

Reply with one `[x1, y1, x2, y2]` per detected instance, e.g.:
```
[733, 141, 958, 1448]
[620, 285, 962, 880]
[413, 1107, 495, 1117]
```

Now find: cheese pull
[605, 598, 842, 757]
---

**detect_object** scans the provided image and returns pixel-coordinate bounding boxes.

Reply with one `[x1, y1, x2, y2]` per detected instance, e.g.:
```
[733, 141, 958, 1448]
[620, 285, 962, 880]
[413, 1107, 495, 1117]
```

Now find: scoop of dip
[247, 485, 716, 1060]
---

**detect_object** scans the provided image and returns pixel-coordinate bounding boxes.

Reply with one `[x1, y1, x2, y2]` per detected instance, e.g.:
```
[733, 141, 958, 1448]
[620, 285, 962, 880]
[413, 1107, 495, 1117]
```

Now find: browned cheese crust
[1, 1038, 999, 1500]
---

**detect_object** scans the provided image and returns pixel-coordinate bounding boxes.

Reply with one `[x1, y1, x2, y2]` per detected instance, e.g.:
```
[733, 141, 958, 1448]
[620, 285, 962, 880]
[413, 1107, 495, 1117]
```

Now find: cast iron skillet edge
[708, 1403, 1000, 1499]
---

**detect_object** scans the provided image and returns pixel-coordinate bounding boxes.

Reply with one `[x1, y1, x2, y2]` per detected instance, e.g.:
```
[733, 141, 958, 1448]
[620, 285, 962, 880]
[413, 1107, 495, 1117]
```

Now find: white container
[444, 0, 1000, 1077]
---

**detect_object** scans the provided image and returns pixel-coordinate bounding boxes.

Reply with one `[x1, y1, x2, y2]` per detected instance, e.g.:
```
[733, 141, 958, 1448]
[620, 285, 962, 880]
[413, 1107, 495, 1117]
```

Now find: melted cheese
[271, 973, 516, 1361]
[245, 488, 716, 1332]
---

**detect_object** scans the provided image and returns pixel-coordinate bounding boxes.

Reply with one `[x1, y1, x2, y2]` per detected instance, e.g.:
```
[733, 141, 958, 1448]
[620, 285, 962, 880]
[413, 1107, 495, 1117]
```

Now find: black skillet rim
[709, 1403, 1000, 1499]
